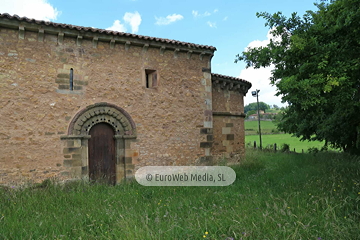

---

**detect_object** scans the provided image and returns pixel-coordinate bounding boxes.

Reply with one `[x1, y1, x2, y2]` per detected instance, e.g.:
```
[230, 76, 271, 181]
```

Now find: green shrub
[271, 128, 280, 134]
[308, 147, 319, 154]
[280, 143, 290, 152]
[263, 144, 274, 152]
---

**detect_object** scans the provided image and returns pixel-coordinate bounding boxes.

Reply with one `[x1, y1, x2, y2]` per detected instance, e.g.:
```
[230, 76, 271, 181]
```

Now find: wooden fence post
[254, 141, 257, 149]
[274, 143, 277, 152]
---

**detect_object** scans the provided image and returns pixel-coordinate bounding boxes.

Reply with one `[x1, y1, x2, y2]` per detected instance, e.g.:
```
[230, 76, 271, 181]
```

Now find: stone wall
[0, 24, 214, 185]
[211, 76, 248, 162]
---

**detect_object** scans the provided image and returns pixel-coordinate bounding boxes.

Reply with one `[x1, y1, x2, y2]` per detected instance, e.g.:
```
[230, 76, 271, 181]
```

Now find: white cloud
[239, 30, 286, 107]
[240, 64, 284, 107]
[123, 11, 141, 33]
[223, 16, 228, 21]
[192, 10, 211, 18]
[155, 14, 183, 25]
[213, 9, 218, 13]
[1, 0, 60, 21]
[106, 20, 127, 32]
[192, 10, 198, 17]
[207, 21, 217, 28]
[106, 11, 142, 33]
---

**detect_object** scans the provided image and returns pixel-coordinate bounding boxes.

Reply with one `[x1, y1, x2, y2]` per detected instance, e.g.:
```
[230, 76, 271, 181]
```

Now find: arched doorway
[88, 123, 116, 184]
[60, 102, 137, 184]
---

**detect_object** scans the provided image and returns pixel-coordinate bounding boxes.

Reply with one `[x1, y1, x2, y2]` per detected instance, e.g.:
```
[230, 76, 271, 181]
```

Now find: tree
[273, 108, 286, 125]
[244, 102, 270, 113]
[272, 104, 280, 110]
[236, 0, 360, 154]
[246, 110, 257, 116]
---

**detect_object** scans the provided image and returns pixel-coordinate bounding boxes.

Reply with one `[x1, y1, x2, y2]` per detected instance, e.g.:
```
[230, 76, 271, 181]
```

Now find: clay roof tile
[0, 13, 216, 51]
[211, 73, 252, 86]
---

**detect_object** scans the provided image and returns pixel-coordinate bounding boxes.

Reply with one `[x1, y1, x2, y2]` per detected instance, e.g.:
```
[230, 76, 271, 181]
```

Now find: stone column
[114, 135, 125, 183]
[60, 135, 90, 179]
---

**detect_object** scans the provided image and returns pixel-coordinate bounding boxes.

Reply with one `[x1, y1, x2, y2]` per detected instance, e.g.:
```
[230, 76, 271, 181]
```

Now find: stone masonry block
[74, 80, 88, 86]
[67, 140, 74, 147]
[73, 139, 82, 148]
[116, 164, 125, 172]
[70, 167, 82, 177]
[55, 79, 69, 84]
[116, 171, 125, 183]
[125, 140, 131, 149]
[58, 85, 70, 90]
[199, 156, 213, 164]
[205, 148, 211, 156]
[200, 142, 213, 148]
[125, 149, 134, 158]
[64, 159, 73, 167]
[200, 128, 213, 134]
[222, 140, 230, 147]
[57, 68, 69, 74]
[202, 67, 211, 73]
[124, 157, 132, 164]
[71, 154, 82, 160]
[57, 73, 70, 78]
[204, 121, 212, 128]
[226, 134, 234, 140]
[204, 110, 212, 116]
[222, 127, 231, 134]
[63, 147, 81, 154]
[64, 159, 81, 167]
[126, 164, 135, 170]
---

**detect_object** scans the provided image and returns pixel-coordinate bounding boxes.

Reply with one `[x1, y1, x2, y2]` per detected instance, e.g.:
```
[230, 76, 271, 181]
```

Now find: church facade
[0, 13, 251, 185]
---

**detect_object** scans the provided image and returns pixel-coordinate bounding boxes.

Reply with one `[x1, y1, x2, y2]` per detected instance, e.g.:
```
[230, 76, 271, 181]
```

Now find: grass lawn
[1, 150, 359, 239]
[245, 134, 328, 153]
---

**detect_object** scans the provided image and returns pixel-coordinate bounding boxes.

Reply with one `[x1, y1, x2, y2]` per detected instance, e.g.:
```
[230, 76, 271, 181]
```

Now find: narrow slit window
[146, 73, 149, 88]
[69, 68, 73, 91]
[145, 69, 157, 88]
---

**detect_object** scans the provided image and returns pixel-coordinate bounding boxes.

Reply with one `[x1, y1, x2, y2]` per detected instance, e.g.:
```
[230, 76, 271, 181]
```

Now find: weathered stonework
[0, 14, 251, 185]
[211, 74, 251, 163]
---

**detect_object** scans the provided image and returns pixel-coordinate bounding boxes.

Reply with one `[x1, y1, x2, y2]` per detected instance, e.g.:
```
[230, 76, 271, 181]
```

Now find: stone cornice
[0, 13, 216, 56]
[212, 112, 246, 118]
[211, 73, 252, 95]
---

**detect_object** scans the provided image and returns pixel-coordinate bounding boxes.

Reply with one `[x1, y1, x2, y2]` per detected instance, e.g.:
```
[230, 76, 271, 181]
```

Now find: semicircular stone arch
[61, 102, 137, 184]
[68, 102, 136, 137]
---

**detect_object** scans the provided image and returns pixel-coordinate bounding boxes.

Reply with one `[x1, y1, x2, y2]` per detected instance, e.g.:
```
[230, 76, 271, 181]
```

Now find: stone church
[0, 13, 252, 185]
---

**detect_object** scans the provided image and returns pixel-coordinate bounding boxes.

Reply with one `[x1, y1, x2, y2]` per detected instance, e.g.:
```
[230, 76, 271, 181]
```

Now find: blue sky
[2, 0, 320, 107]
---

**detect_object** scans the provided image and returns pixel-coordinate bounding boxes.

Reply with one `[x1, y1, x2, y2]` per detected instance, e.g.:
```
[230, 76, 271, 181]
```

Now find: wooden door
[88, 123, 116, 184]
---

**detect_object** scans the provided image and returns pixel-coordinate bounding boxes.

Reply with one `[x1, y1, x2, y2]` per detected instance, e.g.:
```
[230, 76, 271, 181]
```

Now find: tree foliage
[246, 110, 257, 116]
[244, 102, 270, 113]
[272, 104, 280, 110]
[236, 0, 360, 153]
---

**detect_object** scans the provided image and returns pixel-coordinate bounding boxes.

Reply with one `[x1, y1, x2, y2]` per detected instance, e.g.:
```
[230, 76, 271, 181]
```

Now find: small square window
[145, 69, 158, 88]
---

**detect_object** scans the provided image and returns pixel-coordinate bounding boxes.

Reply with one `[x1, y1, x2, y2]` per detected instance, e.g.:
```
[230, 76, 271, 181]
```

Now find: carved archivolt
[68, 102, 136, 136]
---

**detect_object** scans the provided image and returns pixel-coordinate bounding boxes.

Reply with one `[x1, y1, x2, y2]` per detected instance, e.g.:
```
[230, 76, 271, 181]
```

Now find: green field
[245, 120, 278, 135]
[265, 108, 281, 114]
[245, 121, 333, 152]
[1, 150, 359, 239]
[246, 134, 328, 152]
